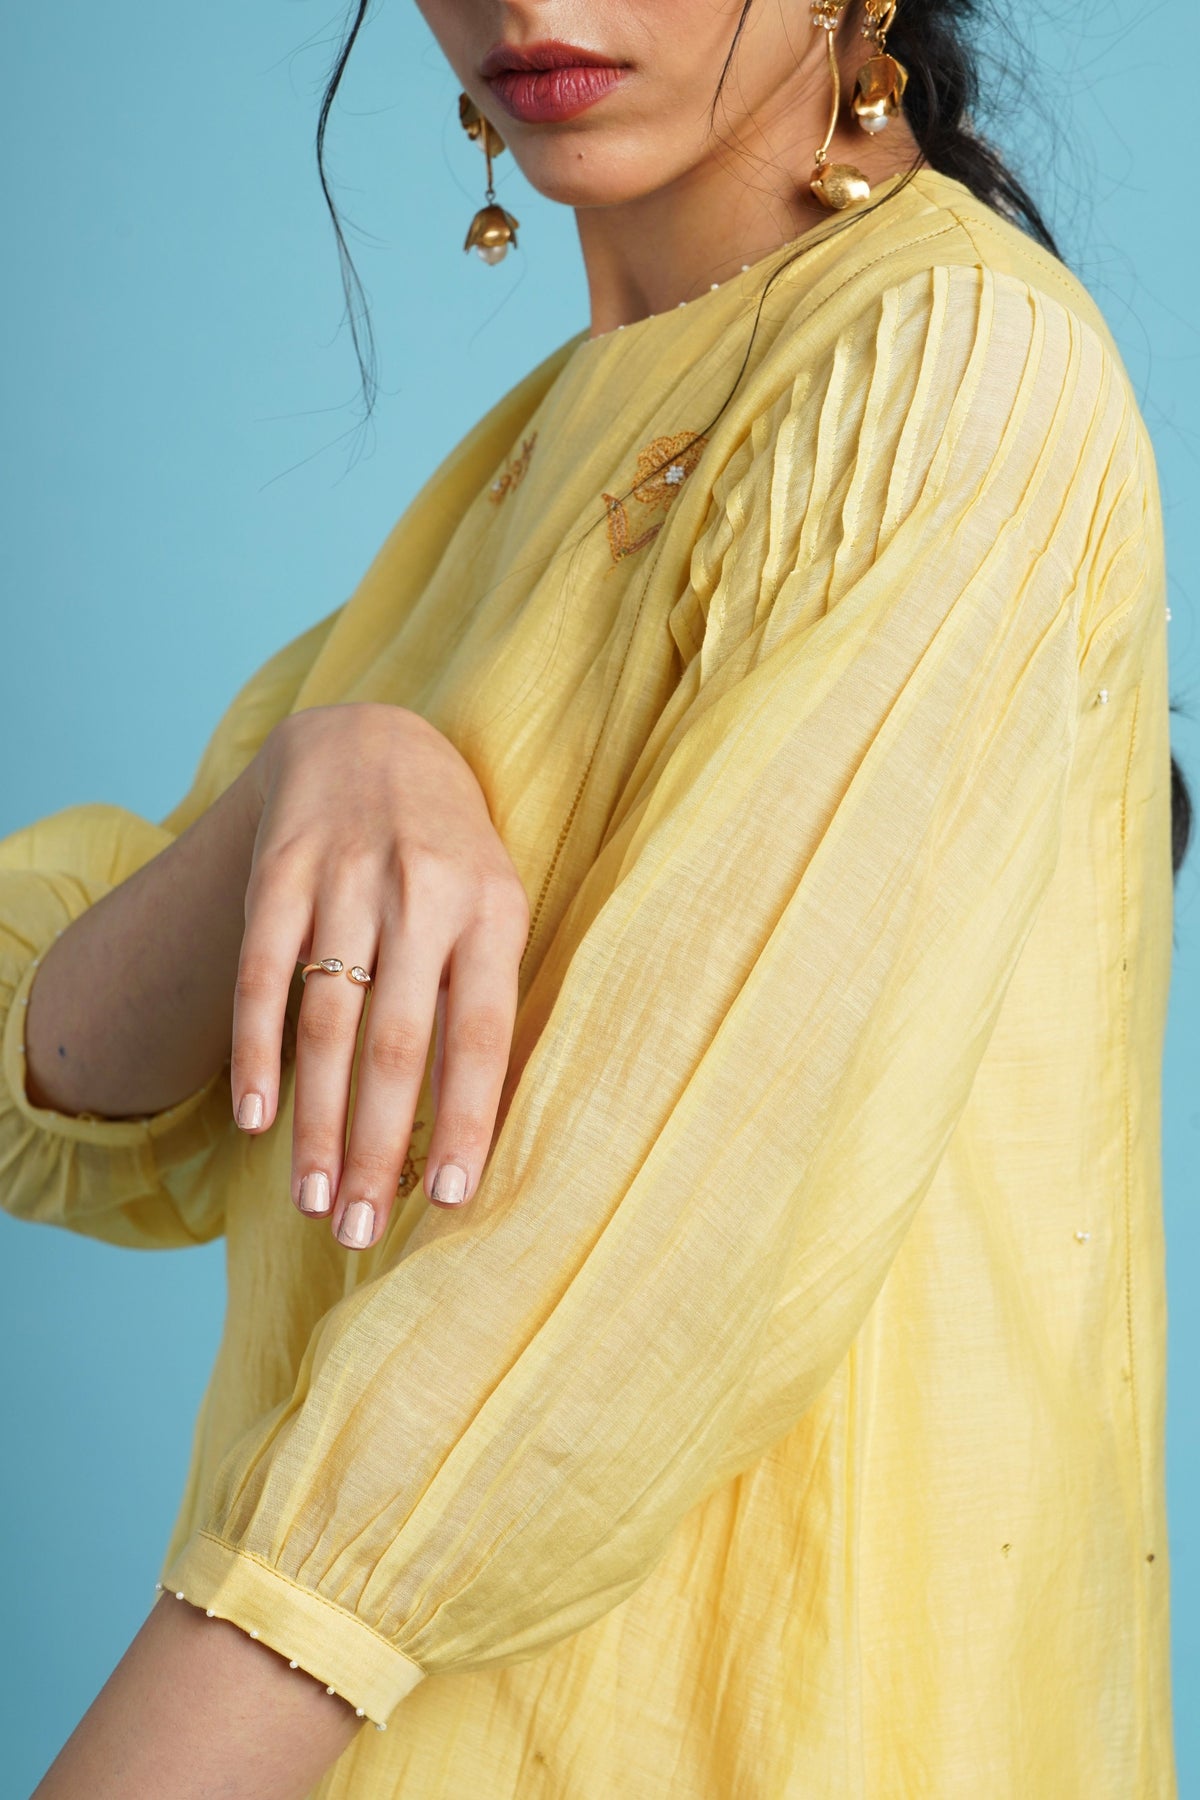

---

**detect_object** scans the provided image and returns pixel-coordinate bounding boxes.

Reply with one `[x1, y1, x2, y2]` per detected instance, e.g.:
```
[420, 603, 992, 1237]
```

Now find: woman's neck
[575, 86, 921, 337]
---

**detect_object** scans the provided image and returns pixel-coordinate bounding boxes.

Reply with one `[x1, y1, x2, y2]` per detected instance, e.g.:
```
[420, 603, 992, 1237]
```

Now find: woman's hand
[232, 703, 530, 1249]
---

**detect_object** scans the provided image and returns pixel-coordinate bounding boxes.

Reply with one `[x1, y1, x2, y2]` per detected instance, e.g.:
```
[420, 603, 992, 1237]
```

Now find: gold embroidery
[489, 433, 538, 504]
[396, 1120, 428, 1197]
[603, 431, 707, 563]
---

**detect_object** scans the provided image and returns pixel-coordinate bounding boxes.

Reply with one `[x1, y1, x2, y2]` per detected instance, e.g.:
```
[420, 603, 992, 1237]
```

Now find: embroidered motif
[396, 1121, 428, 1197]
[489, 433, 538, 504]
[602, 431, 707, 562]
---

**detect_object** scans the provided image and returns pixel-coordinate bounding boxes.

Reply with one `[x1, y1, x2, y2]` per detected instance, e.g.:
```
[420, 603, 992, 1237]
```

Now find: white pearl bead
[741, 263, 750, 271]
[175, 1591, 185, 1600]
[206, 1608, 215, 1618]
[710, 282, 719, 290]
[1074, 1229, 1091, 1242]
[249, 1630, 259, 1640]
[1097, 688, 1109, 704]
[376, 1723, 387, 1733]
[326, 1685, 337, 1695]
[355, 1707, 365, 1717]
[154, 1582, 164, 1592]
[1166, 605, 1172, 621]
[289, 1661, 299, 1670]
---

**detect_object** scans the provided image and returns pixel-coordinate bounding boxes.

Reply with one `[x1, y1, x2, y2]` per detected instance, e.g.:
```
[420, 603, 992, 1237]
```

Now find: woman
[6, 0, 1186, 1794]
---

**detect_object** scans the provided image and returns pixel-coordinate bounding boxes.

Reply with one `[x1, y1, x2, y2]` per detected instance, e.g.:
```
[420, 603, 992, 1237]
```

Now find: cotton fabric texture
[0, 169, 1177, 1796]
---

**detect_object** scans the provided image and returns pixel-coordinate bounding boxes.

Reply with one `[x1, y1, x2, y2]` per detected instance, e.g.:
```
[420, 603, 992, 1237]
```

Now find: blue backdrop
[2, 4, 1195, 1791]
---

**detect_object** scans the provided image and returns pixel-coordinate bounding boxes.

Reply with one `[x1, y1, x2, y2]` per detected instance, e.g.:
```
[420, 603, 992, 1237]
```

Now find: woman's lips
[485, 64, 627, 124]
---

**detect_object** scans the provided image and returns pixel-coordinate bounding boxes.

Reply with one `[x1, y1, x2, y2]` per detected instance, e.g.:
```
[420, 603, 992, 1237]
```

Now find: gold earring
[853, 0, 908, 134]
[459, 93, 520, 264]
[809, 1, 872, 211]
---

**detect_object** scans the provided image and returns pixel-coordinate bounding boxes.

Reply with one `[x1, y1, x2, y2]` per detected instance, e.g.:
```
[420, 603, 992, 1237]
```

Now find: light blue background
[1, 3, 1195, 1791]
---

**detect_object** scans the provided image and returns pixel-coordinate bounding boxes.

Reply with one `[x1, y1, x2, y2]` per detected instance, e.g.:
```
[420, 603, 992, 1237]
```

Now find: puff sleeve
[160, 268, 1147, 1726]
[0, 605, 341, 1248]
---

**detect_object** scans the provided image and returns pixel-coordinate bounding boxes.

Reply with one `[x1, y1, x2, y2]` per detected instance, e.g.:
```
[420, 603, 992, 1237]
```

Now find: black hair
[315, 0, 1193, 878]
[316, 2, 378, 422]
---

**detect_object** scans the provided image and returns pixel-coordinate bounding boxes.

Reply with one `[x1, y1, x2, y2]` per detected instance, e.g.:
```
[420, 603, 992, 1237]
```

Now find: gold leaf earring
[853, 0, 908, 134]
[809, 1, 872, 211]
[459, 93, 520, 264]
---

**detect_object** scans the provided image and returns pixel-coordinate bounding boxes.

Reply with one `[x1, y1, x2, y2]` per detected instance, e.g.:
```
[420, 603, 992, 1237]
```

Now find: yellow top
[0, 168, 1177, 1797]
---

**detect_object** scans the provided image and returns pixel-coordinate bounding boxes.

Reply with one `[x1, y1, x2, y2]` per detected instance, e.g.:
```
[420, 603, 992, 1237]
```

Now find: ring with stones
[298, 957, 374, 989]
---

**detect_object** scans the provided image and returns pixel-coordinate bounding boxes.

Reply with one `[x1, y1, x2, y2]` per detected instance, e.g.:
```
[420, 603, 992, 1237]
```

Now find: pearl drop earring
[852, 0, 909, 134]
[459, 94, 520, 264]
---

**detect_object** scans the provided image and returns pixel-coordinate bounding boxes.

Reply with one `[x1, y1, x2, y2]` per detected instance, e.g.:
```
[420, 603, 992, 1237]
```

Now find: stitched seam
[937, 202, 1087, 306]
[792, 222, 960, 339]
[193, 1530, 426, 1671]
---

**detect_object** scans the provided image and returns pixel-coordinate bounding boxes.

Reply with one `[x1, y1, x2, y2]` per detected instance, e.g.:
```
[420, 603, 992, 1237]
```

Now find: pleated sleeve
[160, 267, 1150, 1726]
[0, 605, 340, 1249]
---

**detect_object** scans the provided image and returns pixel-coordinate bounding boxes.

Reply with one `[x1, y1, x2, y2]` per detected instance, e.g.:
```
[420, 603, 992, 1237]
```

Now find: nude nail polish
[238, 1092, 264, 1130]
[431, 1162, 468, 1206]
[298, 1172, 331, 1216]
[338, 1200, 375, 1249]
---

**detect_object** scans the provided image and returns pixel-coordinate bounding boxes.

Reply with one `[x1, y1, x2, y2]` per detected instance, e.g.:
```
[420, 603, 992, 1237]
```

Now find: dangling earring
[852, 0, 908, 134]
[809, 1, 872, 211]
[458, 93, 520, 264]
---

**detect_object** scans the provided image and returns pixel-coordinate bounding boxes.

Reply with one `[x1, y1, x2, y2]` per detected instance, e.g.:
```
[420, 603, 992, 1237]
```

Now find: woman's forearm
[23, 768, 262, 1120]
[31, 1592, 362, 1800]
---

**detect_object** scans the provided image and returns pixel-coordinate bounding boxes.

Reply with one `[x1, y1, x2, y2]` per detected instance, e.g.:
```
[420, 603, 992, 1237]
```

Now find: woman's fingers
[289, 921, 378, 1226]
[423, 905, 524, 1211]
[326, 917, 445, 1250]
[230, 879, 309, 1134]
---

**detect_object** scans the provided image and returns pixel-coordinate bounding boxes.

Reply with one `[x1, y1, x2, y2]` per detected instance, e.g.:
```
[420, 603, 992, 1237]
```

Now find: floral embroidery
[396, 1121, 428, 1197]
[602, 431, 707, 563]
[489, 433, 538, 504]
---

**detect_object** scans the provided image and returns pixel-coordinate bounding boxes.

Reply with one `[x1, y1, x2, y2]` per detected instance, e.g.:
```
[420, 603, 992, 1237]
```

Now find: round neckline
[567, 165, 938, 359]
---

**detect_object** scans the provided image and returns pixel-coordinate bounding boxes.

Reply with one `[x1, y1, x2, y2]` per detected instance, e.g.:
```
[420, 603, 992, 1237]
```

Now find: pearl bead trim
[593, 263, 755, 342]
[156, 1583, 386, 1731]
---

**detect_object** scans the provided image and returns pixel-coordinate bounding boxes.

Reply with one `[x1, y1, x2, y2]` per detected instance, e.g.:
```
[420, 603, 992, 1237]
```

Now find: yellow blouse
[0, 168, 1177, 1797]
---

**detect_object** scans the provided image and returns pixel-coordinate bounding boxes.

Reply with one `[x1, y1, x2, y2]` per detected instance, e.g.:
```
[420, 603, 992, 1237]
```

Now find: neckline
[566, 165, 944, 360]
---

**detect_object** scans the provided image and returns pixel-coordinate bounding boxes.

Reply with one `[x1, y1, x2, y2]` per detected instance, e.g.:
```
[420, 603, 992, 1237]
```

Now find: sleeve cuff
[160, 1531, 427, 1730]
[2, 948, 227, 1152]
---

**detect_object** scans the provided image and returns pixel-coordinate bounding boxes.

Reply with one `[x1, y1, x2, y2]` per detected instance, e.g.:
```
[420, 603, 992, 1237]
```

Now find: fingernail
[431, 1162, 468, 1207]
[298, 1172, 331, 1216]
[337, 1200, 375, 1249]
[237, 1092, 264, 1130]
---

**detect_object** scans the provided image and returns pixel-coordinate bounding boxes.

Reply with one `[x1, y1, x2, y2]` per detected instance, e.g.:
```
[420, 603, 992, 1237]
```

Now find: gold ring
[299, 957, 374, 989]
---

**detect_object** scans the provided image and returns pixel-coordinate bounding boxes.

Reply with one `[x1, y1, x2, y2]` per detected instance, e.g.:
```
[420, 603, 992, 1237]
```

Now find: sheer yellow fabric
[0, 171, 1176, 1796]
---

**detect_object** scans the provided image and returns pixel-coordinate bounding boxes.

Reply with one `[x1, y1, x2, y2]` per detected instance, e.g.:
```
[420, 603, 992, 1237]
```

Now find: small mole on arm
[57, 1045, 69, 1059]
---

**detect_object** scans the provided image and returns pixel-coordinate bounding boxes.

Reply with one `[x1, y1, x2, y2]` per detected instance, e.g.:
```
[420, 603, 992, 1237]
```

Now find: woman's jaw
[416, 0, 921, 331]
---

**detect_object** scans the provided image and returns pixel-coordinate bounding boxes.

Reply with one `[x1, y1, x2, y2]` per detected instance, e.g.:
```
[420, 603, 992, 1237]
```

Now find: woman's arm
[31, 1595, 361, 1800]
[19, 700, 531, 1247]
[23, 768, 262, 1120]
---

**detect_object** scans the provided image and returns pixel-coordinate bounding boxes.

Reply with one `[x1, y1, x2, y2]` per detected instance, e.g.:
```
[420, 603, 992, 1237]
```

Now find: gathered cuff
[160, 1530, 427, 1731]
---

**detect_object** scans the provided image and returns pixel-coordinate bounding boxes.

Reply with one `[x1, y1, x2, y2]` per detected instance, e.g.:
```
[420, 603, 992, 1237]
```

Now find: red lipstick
[481, 40, 628, 124]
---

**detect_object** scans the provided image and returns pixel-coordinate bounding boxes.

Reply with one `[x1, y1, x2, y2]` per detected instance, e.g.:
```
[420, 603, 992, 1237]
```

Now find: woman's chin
[513, 162, 690, 213]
